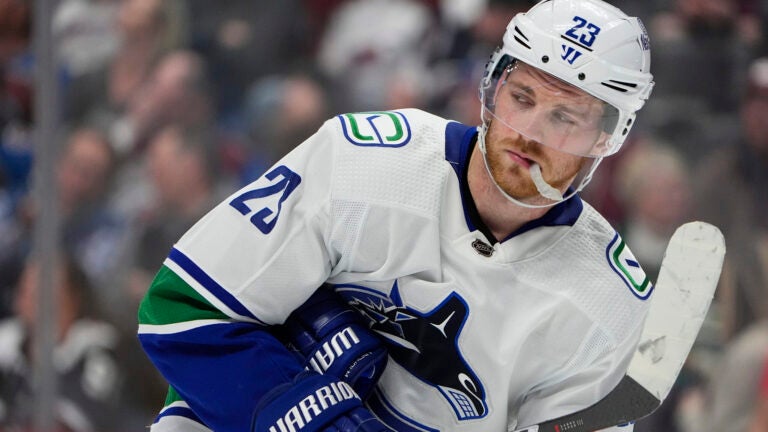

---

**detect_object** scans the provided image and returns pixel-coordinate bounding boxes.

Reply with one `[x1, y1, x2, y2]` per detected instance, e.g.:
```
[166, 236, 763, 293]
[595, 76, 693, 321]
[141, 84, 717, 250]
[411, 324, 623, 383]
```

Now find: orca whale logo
[334, 282, 487, 420]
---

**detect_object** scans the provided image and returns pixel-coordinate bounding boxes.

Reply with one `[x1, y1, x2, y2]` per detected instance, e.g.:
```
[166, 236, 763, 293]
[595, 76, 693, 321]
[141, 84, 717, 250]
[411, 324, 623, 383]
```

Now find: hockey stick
[512, 221, 725, 432]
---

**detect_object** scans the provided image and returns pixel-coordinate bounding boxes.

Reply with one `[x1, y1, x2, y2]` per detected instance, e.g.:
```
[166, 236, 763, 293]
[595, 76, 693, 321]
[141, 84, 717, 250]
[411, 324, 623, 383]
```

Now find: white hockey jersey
[139, 109, 651, 432]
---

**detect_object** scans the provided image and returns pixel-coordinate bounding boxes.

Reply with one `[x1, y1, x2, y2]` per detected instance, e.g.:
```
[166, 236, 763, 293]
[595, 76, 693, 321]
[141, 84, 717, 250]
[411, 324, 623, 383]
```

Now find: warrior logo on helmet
[637, 18, 651, 51]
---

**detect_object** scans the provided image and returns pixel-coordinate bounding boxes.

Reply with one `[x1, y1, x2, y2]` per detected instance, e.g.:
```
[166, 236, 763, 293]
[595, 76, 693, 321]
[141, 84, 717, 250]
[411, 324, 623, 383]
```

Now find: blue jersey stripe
[445, 121, 480, 233]
[154, 406, 204, 425]
[168, 248, 263, 323]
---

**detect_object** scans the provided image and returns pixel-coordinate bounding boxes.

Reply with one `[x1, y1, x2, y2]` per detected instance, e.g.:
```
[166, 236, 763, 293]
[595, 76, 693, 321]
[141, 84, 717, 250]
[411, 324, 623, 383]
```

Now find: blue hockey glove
[283, 286, 388, 400]
[252, 371, 391, 432]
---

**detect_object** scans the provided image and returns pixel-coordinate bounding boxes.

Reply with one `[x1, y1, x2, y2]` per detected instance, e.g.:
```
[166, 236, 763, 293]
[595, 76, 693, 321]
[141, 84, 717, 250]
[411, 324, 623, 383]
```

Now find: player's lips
[506, 149, 535, 169]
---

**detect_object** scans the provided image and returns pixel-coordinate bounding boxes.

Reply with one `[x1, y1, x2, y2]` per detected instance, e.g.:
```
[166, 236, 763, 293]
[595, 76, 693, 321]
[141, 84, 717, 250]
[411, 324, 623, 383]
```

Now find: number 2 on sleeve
[229, 165, 302, 234]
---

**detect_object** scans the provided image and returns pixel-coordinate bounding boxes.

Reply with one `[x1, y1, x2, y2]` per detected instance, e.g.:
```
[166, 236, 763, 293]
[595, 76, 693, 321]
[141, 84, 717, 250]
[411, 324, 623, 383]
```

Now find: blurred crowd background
[1, 0, 767, 430]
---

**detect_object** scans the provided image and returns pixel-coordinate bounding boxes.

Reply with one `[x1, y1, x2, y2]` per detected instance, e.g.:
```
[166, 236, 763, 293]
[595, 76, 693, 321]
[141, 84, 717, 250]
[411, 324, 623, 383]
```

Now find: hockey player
[138, 0, 655, 431]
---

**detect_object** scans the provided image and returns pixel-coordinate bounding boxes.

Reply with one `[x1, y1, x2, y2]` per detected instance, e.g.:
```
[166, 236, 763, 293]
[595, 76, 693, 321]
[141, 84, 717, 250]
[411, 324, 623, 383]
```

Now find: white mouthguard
[529, 163, 563, 201]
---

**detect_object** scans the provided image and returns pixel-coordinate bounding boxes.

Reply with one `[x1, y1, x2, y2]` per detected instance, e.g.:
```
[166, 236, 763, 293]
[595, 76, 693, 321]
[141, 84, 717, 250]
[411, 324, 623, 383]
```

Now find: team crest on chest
[338, 111, 412, 147]
[333, 281, 488, 421]
[607, 232, 653, 300]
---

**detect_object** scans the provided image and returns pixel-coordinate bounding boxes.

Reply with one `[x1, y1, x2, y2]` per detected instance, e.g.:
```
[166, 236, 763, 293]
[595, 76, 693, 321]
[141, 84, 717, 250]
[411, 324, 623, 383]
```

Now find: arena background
[1, 0, 767, 430]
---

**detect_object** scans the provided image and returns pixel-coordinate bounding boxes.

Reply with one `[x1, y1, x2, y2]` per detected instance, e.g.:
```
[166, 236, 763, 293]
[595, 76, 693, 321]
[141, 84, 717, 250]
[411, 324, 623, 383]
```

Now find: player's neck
[467, 146, 549, 241]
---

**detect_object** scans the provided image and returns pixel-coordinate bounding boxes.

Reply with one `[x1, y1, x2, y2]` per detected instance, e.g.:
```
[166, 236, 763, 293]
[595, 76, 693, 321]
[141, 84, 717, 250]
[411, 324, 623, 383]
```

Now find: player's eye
[510, 91, 533, 108]
[551, 110, 577, 126]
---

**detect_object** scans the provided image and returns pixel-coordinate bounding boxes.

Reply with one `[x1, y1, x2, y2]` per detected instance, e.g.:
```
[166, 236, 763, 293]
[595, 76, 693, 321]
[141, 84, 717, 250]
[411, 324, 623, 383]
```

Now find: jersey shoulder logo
[334, 281, 487, 422]
[607, 232, 653, 300]
[338, 111, 412, 147]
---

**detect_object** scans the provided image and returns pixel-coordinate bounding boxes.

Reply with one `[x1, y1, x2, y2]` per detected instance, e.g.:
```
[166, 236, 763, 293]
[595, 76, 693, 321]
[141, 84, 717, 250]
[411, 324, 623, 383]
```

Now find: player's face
[484, 64, 600, 200]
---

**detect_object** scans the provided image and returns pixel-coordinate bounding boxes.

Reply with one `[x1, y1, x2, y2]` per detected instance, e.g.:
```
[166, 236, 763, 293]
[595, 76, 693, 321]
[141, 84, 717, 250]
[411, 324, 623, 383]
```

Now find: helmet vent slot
[514, 26, 529, 41]
[514, 36, 531, 49]
[607, 79, 638, 88]
[601, 80, 638, 93]
[513, 26, 531, 49]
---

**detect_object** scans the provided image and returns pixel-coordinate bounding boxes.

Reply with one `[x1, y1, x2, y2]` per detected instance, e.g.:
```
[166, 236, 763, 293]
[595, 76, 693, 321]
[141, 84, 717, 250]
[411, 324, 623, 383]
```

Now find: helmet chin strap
[476, 115, 604, 210]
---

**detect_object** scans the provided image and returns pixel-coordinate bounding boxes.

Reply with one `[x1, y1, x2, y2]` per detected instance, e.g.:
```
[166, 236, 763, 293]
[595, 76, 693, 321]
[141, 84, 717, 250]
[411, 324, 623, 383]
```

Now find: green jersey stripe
[164, 386, 185, 407]
[138, 265, 229, 326]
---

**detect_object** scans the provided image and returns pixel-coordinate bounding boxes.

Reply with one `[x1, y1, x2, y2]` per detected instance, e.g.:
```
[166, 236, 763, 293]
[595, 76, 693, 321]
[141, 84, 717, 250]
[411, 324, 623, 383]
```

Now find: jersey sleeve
[138, 120, 343, 432]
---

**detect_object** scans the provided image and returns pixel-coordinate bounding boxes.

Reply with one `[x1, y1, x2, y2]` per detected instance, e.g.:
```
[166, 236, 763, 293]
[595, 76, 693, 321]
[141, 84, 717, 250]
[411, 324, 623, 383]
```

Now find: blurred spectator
[438, 0, 489, 31]
[750, 354, 768, 432]
[614, 140, 692, 282]
[55, 127, 125, 288]
[437, 63, 483, 126]
[759, 0, 768, 56]
[124, 124, 221, 310]
[0, 73, 33, 216]
[651, 0, 755, 112]
[0, 0, 29, 66]
[705, 321, 768, 432]
[433, 0, 531, 125]
[694, 57, 768, 338]
[0, 0, 31, 322]
[185, 0, 312, 122]
[446, 0, 530, 58]
[0, 253, 126, 431]
[65, 0, 189, 146]
[640, 0, 754, 165]
[240, 73, 330, 184]
[53, 0, 122, 78]
[0, 127, 126, 322]
[0, 0, 33, 208]
[610, 0, 669, 20]
[303, 0, 352, 46]
[317, 0, 436, 111]
[118, 49, 213, 154]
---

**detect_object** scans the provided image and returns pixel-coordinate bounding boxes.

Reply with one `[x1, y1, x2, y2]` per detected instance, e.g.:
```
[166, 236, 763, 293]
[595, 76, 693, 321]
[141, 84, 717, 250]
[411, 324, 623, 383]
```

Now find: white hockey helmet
[480, 0, 654, 157]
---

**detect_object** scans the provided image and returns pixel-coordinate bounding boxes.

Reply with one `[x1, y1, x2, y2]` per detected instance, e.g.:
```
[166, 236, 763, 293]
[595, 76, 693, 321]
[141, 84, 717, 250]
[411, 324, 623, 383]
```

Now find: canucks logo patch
[607, 232, 653, 300]
[334, 281, 487, 421]
[338, 111, 412, 147]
